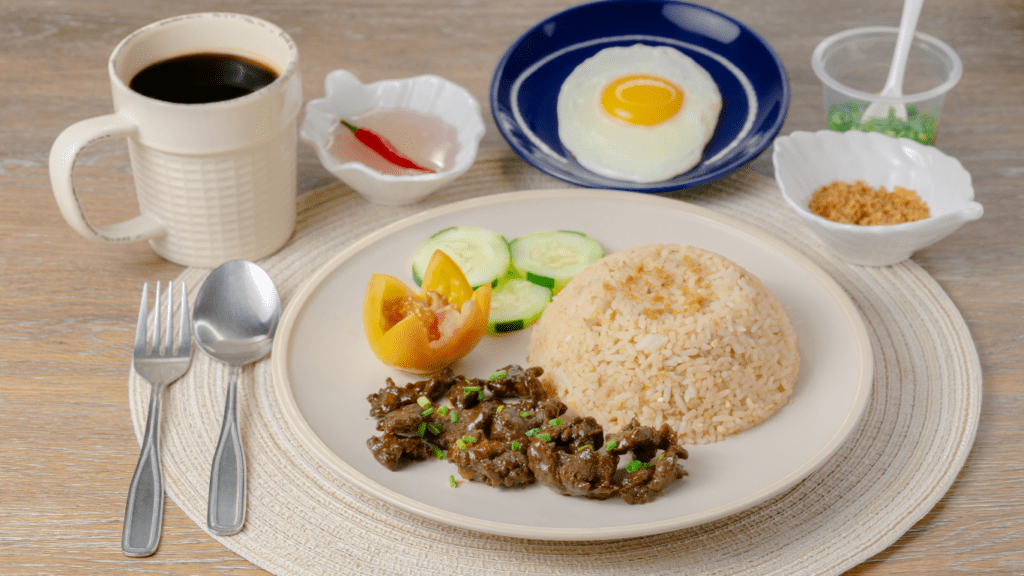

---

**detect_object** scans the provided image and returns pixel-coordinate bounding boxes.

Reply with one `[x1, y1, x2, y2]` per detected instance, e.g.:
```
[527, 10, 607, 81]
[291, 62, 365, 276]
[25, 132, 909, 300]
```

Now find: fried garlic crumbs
[808, 180, 929, 225]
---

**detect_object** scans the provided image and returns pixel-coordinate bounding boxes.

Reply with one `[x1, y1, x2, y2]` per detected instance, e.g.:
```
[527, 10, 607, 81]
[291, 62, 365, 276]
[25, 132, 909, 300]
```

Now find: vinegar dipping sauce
[329, 109, 460, 175]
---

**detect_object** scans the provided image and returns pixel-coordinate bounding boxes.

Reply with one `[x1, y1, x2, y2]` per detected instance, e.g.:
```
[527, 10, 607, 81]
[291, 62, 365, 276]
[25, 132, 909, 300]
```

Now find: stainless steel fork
[122, 281, 192, 557]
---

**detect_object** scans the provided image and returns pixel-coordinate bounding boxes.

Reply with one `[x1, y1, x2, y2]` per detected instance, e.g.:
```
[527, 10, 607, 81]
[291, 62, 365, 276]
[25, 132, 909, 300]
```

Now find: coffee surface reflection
[129, 52, 278, 104]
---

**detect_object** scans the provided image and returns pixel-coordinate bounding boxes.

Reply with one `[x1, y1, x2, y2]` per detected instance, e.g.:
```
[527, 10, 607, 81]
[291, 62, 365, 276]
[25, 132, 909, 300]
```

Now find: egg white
[557, 44, 723, 183]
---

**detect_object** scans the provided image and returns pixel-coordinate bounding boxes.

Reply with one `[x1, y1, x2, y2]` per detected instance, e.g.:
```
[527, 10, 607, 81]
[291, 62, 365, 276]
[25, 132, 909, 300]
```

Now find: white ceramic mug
[49, 13, 302, 268]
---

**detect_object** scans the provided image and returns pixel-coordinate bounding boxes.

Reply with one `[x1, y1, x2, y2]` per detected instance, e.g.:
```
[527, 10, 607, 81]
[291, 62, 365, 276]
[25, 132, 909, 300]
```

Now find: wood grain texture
[1, 0, 1021, 574]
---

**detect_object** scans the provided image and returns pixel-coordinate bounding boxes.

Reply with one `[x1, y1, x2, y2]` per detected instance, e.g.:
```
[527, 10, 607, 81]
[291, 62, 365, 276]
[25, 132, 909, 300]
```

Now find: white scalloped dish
[773, 130, 982, 266]
[302, 70, 485, 205]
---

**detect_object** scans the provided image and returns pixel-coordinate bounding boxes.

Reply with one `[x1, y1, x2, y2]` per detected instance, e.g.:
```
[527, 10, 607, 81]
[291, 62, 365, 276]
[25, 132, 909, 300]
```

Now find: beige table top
[2, 0, 1021, 574]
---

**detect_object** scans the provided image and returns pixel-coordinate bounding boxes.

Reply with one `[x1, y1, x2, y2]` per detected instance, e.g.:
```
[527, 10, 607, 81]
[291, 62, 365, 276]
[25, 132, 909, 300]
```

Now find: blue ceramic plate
[490, 0, 790, 192]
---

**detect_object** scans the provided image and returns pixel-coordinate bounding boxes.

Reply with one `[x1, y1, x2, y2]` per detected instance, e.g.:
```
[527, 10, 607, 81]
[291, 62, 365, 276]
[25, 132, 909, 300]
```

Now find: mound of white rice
[526, 244, 799, 445]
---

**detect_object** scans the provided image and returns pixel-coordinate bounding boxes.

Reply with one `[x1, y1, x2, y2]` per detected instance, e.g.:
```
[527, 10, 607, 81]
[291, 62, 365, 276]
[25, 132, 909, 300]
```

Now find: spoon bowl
[193, 259, 282, 536]
[193, 262, 281, 366]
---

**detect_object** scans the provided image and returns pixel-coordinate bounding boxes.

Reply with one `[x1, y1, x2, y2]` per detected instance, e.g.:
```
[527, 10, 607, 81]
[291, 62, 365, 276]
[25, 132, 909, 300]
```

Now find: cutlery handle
[122, 384, 165, 557]
[883, 0, 924, 92]
[208, 368, 246, 536]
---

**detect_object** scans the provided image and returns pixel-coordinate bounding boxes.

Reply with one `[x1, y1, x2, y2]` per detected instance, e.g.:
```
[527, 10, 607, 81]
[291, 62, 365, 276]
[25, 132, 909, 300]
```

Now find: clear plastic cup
[811, 26, 962, 145]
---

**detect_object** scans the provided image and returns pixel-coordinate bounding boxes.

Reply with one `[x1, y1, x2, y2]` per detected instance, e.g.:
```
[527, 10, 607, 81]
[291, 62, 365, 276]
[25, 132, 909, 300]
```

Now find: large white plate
[270, 189, 872, 540]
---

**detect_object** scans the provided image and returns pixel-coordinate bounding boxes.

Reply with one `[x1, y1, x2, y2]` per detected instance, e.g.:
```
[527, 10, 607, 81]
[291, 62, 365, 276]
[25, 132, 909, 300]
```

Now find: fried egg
[557, 44, 722, 183]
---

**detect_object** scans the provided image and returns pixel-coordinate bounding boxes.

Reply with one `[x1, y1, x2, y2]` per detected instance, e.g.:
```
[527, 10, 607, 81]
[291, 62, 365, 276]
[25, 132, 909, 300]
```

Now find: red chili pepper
[340, 120, 435, 173]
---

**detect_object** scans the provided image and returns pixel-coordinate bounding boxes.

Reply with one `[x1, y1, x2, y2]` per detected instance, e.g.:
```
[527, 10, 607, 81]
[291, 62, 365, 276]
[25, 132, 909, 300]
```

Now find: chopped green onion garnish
[578, 444, 593, 451]
[449, 475, 457, 488]
[826, 101, 939, 145]
[416, 422, 427, 437]
[520, 411, 532, 418]
[488, 369, 507, 381]
[426, 423, 443, 436]
[511, 441, 521, 450]
[421, 407, 434, 417]
[463, 385, 481, 393]
[657, 452, 666, 460]
[433, 446, 446, 460]
[438, 405, 450, 417]
[497, 405, 504, 413]
[478, 390, 484, 401]
[462, 435, 476, 444]
[525, 428, 539, 437]
[450, 411, 459, 424]
[605, 439, 619, 451]
[455, 439, 467, 450]
[538, 433, 552, 442]
[626, 460, 653, 473]
[548, 418, 563, 426]
[417, 396, 431, 409]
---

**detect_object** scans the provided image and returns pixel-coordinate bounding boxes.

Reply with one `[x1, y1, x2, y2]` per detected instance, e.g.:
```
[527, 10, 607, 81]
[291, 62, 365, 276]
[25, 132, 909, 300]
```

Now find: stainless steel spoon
[192, 260, 281, 536]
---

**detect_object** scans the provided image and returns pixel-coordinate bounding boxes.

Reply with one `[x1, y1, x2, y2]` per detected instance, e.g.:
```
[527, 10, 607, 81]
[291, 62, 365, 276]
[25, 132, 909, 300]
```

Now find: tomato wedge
[363, 250, 491, 374]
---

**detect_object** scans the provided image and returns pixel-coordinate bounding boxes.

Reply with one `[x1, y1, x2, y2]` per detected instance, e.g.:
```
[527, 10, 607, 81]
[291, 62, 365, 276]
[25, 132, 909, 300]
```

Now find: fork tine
[177, 283, 191, 356]
[164, 281, 174, 355]
[134, 283, 149, 356]
[152, 281, 162, 355]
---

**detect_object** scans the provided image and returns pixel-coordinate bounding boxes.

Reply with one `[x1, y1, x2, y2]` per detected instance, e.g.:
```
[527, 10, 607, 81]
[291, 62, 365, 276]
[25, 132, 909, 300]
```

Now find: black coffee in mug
[129, 52, 278, 104]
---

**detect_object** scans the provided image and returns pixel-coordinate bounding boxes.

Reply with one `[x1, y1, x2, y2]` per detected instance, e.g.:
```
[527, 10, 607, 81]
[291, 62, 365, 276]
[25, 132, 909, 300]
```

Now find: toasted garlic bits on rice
[526, 244, 799, 445]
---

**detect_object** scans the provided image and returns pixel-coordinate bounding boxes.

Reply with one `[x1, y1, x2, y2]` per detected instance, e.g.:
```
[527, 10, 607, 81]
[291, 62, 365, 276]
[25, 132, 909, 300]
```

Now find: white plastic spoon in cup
[861, 0, 924, 122]
[192, 260, 281, 536]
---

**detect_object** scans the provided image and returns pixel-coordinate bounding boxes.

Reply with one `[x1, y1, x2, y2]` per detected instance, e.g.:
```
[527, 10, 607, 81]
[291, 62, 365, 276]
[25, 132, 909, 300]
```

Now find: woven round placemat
[130, 148, 981, 575]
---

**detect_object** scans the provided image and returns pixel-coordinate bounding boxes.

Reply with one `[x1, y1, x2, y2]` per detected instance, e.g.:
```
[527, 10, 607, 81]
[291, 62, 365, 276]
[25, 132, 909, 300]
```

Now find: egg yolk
[600, 75, 684, 126]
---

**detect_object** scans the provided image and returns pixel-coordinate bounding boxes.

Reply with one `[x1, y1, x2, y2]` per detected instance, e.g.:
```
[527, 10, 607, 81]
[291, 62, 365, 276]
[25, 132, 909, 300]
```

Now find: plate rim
[487, 0, 791, 192]
[269, 188, 873, 540]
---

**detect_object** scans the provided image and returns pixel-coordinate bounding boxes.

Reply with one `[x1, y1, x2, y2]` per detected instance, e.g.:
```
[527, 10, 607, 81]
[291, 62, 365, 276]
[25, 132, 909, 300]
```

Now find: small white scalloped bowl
[301, 70, 485, 205]
[773, 130, 982, 266]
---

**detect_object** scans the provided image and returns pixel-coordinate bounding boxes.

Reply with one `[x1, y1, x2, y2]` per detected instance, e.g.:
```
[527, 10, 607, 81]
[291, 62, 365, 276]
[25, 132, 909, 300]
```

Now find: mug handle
[49, 113, 166, 243]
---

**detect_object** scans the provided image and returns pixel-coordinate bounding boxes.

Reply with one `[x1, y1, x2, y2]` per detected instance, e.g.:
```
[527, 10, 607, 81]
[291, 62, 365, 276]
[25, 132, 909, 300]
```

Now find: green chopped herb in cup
[827, 101, 939, 145]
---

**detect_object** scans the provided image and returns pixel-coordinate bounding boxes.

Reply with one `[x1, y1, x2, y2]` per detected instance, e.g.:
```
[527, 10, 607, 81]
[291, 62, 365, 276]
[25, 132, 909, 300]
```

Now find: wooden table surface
[2, 0, 1021, 574]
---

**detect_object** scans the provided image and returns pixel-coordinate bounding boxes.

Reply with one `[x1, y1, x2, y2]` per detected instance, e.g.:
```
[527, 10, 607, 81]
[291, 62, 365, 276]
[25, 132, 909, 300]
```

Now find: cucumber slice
[487, 278, 552, 334]
[510, 230, 604, 295]
[412, 226, 511, 289]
